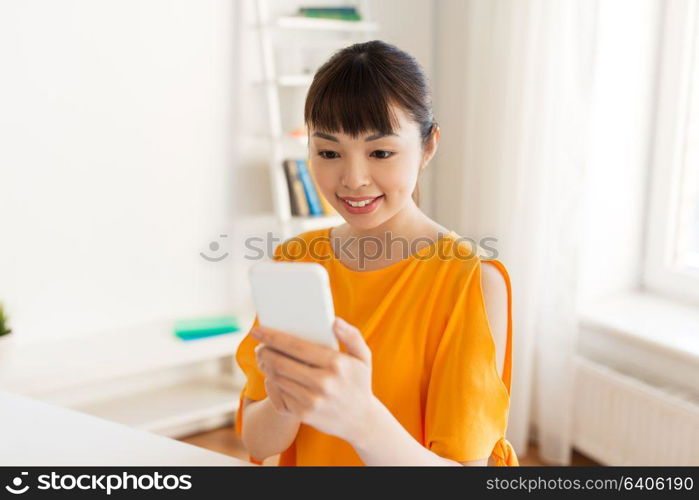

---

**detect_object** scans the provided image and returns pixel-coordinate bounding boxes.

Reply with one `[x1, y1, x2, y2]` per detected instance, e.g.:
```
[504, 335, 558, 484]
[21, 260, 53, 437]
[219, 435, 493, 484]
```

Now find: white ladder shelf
[253, 0, 378, 240]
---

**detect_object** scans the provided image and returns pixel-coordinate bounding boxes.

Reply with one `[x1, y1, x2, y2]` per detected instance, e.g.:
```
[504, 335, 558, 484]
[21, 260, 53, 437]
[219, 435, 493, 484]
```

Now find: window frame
[644, 0, 699, 304]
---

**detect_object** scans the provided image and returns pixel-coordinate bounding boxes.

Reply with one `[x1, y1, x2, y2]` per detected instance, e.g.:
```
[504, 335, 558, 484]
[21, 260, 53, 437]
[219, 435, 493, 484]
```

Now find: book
[282, 160, 298, 215]
[283, 160, 309, 216]
[298, 7, 361, 21]
[307, 157, 336, 215]
[173, 315, 240, 341]
[300, 7, 358, 14]
[296, 159, 323, 216]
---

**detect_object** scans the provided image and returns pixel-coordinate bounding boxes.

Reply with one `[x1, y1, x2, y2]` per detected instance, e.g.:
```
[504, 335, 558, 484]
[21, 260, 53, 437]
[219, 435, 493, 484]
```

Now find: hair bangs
[304, 55, 401, 139]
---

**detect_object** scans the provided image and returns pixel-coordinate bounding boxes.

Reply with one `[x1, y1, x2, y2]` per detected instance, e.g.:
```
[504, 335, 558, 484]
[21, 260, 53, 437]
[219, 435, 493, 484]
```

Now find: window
[676, 150, 699, 271]
[644, 0, 699, 303]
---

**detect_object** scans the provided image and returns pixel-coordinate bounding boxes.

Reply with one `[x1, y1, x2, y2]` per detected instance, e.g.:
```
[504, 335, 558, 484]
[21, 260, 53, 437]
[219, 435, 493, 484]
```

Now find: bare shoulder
[479, 260, 508, 339]
[480, 260, 507, 298]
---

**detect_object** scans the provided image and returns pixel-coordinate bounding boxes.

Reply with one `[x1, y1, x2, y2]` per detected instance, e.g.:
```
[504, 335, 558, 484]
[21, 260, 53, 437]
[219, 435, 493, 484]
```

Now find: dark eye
[318, 150, 339, 160]
[371, 150, 394, 159]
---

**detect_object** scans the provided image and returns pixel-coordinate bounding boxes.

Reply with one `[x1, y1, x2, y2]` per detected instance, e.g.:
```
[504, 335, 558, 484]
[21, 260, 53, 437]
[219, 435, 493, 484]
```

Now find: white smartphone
[249, 261, 339, 350]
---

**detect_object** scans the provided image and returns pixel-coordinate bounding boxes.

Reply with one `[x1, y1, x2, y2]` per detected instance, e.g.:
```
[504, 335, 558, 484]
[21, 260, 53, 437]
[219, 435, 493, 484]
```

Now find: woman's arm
[350, 398, 487, 466]
[252, 320, 489, 466]
[250, 262, 507, 467]
[349, 261, 506, 466]
[240, 396, 301, 462]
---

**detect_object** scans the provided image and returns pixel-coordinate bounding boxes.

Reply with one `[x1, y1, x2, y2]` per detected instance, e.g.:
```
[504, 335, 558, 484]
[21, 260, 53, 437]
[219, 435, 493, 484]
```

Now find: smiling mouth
[338, 195, 384, 208]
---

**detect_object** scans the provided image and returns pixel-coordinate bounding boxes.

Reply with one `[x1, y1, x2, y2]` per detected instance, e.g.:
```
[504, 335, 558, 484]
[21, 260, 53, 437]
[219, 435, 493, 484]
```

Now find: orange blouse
[235, 227, 518, 466]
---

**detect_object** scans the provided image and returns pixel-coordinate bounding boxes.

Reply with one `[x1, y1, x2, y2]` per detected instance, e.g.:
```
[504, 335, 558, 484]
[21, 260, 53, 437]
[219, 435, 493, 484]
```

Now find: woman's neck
[337, 201, 450, 261]
[344, 200, 431, 241]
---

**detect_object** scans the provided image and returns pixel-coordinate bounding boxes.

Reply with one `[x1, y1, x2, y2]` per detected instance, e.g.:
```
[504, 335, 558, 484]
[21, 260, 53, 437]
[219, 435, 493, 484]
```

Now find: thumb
[334, 317, 371, 364]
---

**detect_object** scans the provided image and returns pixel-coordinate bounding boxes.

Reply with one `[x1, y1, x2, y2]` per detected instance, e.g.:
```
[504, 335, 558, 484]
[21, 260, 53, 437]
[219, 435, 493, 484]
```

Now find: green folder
[173, 315, 240, 341]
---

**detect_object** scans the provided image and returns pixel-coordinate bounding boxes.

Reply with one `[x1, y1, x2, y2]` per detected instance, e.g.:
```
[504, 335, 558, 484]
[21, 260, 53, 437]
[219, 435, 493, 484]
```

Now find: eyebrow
[311, 132, 398, 142]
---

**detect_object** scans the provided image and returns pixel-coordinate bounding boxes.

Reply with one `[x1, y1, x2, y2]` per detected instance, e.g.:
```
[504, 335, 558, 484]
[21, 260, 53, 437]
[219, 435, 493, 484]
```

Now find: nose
[341, 157, 371, 191]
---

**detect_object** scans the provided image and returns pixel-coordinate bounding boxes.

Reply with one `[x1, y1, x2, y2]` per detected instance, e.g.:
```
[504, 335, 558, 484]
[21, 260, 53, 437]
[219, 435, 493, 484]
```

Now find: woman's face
[308, 104, 437, 231]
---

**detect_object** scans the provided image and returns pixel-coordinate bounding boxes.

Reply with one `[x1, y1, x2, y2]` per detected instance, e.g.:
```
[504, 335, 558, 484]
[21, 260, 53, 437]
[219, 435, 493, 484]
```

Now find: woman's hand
[261, 364, 297, 417]
[251, 317, 378, 445]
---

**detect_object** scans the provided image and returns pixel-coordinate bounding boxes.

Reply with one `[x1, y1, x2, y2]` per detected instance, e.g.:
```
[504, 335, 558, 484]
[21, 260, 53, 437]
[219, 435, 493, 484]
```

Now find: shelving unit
[275, 15, 378, 32]
[254, 0, 378, 240]
[0, 308, 255, 439]
[73, 373, 242, 438]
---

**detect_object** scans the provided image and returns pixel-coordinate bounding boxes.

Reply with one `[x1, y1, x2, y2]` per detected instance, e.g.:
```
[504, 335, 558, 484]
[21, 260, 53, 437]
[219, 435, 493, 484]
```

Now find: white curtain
[434, 0, 598, 464]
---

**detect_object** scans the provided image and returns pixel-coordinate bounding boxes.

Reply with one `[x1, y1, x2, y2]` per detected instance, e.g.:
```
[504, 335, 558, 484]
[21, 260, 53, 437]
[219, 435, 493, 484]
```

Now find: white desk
[1, 391, 250, 466]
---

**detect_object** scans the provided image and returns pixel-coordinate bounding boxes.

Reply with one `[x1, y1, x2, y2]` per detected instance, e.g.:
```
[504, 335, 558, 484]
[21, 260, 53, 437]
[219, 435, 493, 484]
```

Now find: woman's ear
[421, 123, 440, 170]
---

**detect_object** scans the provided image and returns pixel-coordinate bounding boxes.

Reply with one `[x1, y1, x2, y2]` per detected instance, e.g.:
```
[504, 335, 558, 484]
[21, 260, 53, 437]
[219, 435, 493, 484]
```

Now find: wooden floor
[179, 424, 600, 466]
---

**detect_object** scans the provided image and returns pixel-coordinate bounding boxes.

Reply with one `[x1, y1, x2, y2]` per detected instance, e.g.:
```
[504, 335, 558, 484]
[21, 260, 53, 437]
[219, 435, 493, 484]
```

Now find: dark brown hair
[304, 40, 436, 206]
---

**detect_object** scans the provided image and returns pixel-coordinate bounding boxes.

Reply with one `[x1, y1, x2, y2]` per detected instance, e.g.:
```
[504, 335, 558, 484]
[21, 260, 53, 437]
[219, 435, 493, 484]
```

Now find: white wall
[0, 0, 241, 343]
[0, 0, 436, 344]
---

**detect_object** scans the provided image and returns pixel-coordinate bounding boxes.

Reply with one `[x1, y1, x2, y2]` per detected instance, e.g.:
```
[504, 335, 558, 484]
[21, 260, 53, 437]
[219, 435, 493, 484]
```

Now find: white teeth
[346, 198, 376, 207]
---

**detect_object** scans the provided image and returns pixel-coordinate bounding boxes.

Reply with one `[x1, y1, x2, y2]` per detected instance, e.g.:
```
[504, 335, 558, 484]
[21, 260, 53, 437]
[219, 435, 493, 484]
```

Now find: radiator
[573, 356, 699, 465]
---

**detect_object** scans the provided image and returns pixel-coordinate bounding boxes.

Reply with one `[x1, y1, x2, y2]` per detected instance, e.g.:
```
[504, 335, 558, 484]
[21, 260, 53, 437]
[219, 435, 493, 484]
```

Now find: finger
[256, 343, 295, 376]
[334, 317, 371, 364]
[254, 344, 271, 375]
[275, 380, 314, 420]
[258, 346, 327, 391]
[274, 373, 316, 408]
[251, 325, 337, 369]
[278, 390, 306, 419]
[264, 378, 290, 414]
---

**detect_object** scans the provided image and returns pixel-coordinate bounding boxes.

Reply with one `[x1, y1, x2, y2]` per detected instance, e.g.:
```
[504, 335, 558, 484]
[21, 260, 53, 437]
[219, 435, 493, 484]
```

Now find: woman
[235, 40, 518, 466]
